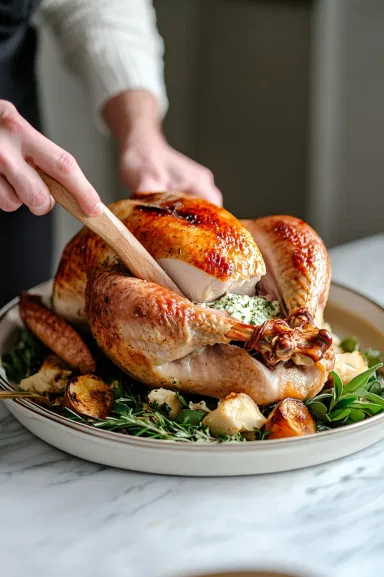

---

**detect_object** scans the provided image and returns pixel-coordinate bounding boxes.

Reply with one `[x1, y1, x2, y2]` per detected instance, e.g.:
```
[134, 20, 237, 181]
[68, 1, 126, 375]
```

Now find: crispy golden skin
[264, 398, 317, 439]
[241, 216, 331, 325]
[126, 192, 264, 281]
[53, 193, 265, 323]
[63, 375, 113, 419]
[85, 267, 334, 405]
[19, 293, 96, 374]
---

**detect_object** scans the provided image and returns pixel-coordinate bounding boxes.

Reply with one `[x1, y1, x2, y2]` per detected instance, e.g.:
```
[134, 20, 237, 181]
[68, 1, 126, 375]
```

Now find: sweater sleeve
[39, 0, 168, 126]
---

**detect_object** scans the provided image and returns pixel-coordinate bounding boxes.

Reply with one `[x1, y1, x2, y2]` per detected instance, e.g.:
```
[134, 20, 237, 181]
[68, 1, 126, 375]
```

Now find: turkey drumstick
[226, 308, 332, 368]
[239, 215, 332, 365]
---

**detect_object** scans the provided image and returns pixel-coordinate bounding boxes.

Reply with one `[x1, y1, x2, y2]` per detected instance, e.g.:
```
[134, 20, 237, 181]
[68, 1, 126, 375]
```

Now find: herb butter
[204, 294, 281, 325]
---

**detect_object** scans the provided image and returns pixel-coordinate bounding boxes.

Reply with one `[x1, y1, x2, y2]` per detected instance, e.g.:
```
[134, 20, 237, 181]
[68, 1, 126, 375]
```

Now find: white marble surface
[1, 235, 384, 577]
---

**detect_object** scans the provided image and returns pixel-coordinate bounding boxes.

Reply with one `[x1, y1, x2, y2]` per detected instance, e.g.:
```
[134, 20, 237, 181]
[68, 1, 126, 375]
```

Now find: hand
[103, 90, 223, 206]
[0, 100, 102, 216]
[119, 123, 222, 206]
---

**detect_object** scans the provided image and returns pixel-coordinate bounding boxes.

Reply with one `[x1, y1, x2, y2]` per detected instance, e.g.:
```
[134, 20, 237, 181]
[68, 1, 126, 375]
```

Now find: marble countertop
[1, 234, 384, 577]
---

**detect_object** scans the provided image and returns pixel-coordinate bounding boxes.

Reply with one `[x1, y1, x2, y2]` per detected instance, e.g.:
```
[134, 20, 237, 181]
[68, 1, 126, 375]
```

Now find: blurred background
[36, 0, 384, 272]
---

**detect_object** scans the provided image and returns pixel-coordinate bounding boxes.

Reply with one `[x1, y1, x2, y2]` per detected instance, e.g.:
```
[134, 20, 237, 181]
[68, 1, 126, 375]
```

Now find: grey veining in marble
[1, 235, 384, 577]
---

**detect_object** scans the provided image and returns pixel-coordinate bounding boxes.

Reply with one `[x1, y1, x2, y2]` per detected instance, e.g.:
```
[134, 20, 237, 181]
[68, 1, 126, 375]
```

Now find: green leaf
[348, 409, 366, 422]
[176, 392, 188, 407]
[363, 405, 384, 416]
[367, 380, 382, 395]
[2, 328, 46, 383]
[112, 400, 134, 416]
[340, 336, 360, 353]
[110, 380, 124, 399]
[309, 392, 333, 404]
[253, 429, 270, 440]
[363, 348, 382, 368]
[333, 396, 357, 409]
[330, 371, 344, 410]
[343, 363, 383, 394]
[308, 402, 329, 421]
[353, 389, 384, 407]
[176, 409, 206, 426]
[348, 401, 384, 415]
[316, 422, 332, 431]
[329, 408, 351, 421]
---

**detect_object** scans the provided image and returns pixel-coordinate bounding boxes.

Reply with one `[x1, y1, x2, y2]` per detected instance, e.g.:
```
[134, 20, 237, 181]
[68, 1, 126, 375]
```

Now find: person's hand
[0, 100, 102, 216]
[119, 122, 222, 205]
[103, 90, 222, 206]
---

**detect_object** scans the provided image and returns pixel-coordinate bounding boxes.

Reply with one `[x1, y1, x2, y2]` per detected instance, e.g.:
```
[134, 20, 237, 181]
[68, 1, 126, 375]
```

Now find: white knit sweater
[39, 0, 168, 123]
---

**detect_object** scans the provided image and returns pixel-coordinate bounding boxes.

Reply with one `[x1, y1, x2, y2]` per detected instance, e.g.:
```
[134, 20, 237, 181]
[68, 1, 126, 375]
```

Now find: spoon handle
[36, 169, 184, 296]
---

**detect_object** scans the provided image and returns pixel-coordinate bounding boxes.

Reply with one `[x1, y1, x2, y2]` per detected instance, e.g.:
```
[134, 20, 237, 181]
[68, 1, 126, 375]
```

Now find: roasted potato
[265, 398, 316, 439]
[147, 388, 182, 419]
[20, 354, 72, 394]
[19, 292, 96, 374]
[203, 392, 267, 437]
[63, 375, 114, 419]
[334, 351, 368, 385]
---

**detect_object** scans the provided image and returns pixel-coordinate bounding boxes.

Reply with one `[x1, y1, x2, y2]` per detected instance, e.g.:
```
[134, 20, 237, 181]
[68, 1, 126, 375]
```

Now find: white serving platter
[0, 281, 383, 476]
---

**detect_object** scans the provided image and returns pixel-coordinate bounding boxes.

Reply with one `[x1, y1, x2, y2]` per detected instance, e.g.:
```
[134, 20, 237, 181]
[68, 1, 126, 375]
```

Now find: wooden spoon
[35, 168, 184, 296]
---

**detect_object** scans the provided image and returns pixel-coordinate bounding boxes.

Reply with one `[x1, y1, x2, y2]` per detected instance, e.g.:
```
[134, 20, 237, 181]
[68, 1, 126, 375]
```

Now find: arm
[40, 0, 168, 122]
[40, 0, 222, 205]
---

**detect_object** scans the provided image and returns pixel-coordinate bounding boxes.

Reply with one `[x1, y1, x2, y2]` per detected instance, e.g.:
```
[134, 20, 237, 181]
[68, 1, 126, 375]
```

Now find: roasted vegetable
[19, 354, 72, 394]
[63, 375, 114, 419]
[19, 292, 96, 374]
[265, 398, 316, 439]
[202, 392, 266, 437]
[148, 388, 182, 419]
[334, 351, 368, 385]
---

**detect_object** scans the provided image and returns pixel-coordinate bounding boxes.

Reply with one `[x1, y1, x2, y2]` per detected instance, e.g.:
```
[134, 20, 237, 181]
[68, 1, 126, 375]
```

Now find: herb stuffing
[203, 294, 281, 325]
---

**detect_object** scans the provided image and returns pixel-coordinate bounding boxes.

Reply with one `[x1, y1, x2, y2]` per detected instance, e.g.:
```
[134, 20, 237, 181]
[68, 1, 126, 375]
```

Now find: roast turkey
[49, 192, 334, 406]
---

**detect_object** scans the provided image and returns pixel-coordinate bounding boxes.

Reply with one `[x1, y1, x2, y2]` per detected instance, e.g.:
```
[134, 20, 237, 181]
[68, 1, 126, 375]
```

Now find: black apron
[0, 0, 53, 307]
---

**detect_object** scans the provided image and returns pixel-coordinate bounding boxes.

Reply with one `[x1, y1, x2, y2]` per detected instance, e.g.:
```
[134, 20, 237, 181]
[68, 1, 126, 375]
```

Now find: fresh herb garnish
[65, 388, 244, 443]
[363, 348, 382, 368]
[176, 409, 206, 426]
[339, 337, 383, 368]
[307, 363, 384, 426]
[340, 336, 360, 353]
[2, 328, 46, 383]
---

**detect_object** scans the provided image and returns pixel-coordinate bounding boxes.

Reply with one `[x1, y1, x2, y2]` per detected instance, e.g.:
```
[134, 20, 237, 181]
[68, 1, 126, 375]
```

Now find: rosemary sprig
[65, 403, 244, 444]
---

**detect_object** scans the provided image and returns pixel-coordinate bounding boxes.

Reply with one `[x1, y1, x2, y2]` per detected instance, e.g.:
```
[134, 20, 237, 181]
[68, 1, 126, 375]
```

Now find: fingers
[182, 166, 223, 206]
[23, 128, 102, 217]
[186, 182, 223, 206]
[166, 153, 223, 206]
[0, 100, 101, 217]
[4, 159, 54, 215]
[0, 175, 22, 212]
